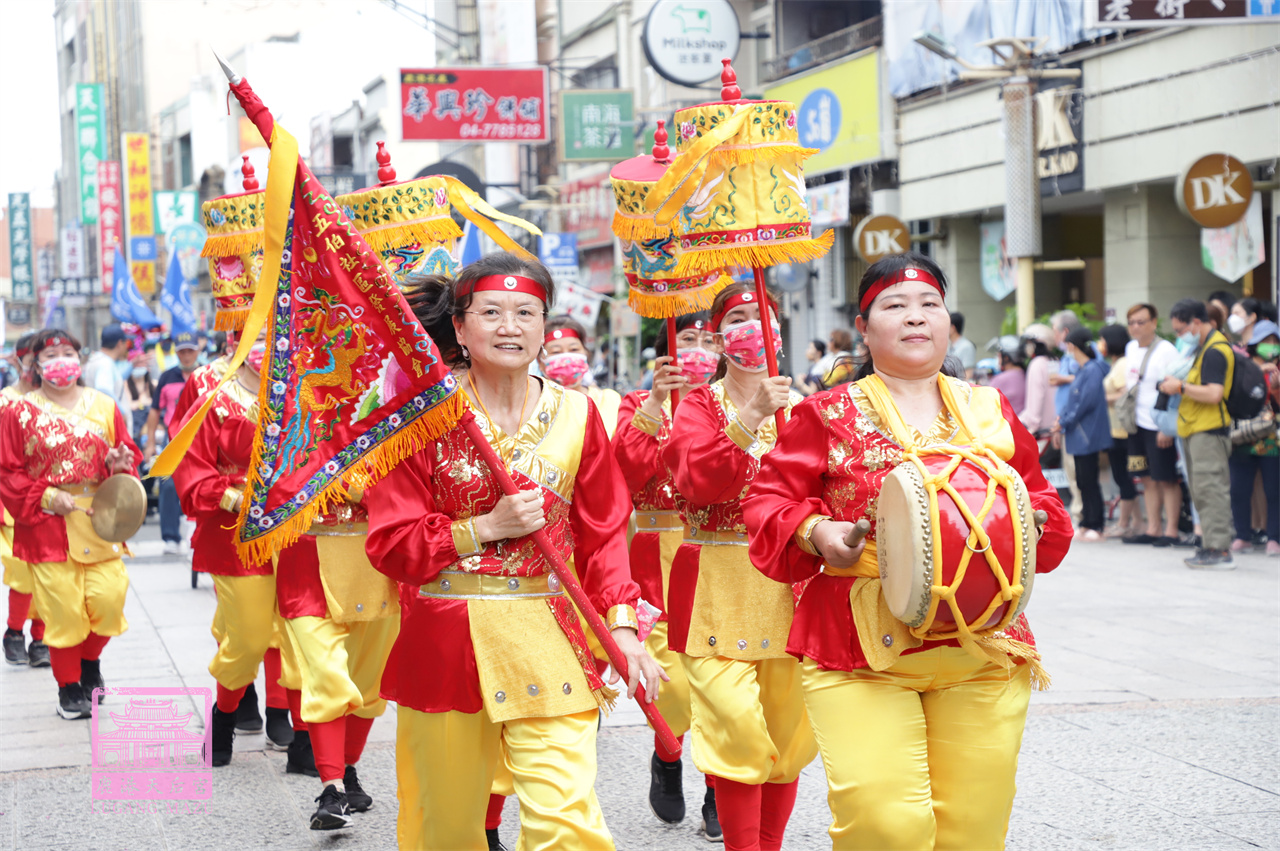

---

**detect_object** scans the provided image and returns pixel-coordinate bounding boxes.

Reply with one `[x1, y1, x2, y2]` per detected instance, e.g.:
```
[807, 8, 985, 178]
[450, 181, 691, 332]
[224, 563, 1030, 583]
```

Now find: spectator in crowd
[1018, 323, 1057, 437]
[1229, 320, 1280, 557]
[947, 311, 977, 380]
[1228, 297, 1277, 347]
[987, 335, 1026, 411]
[1208, 290, 1236, 327]
[123, 350, 155, 447]
[822, 328, 857, 388]
[1158, 298, 1236, 569]
[798, 338, 831, 395]
[1099, 323, 1139, 537]
[81, 324, 130, 411]
[1056, 327, 1111, 542]
[1206, 301, 1228, 335]
[1122, 303, 1184, 547]
[1048, 310, 1086, 525]
[145, 332, 202, 555]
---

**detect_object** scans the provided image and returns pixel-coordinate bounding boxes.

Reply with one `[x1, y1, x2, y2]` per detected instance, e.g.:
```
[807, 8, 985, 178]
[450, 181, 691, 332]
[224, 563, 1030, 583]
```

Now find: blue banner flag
[111, 245, 163, 329]
[160, 249, 196, 336]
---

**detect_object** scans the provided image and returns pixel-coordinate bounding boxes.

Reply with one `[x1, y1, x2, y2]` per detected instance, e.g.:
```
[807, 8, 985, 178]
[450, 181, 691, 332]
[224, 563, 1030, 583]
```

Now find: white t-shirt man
[1124, 337, 1178, 431]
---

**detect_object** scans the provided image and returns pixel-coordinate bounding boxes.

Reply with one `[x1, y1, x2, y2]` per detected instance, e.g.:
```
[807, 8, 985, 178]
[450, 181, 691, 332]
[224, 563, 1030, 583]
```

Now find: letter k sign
[1190, 169, 1246, 210]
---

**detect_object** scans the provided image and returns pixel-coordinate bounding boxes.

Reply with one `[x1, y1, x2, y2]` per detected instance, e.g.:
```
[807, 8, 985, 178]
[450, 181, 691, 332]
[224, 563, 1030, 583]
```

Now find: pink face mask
[246, 343, 268, 373]
[40, 356, 82, 388]
[678, 347, 718, 386]
[721, 320, 782, 373]
[544, 352, 590, 387]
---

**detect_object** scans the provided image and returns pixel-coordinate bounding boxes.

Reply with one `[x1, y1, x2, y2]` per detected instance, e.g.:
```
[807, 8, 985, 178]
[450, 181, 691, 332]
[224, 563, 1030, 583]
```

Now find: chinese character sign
[61, 225, 86, 278]
[98, 161, 123, 289]
[7, 193, 34, 300]
[560, 90, 634, 162]
[76, 84, 106, 225]
[123, 133, 156, 292]
[400, 68, 548, 141]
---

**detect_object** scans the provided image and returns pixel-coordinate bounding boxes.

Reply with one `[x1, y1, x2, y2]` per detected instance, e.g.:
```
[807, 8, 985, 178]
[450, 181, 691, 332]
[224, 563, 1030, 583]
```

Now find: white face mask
[1226, 314, 1247, 335]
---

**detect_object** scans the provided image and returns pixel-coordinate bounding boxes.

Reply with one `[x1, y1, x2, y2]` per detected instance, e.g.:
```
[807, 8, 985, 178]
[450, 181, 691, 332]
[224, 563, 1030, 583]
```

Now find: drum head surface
[91, 474, 148, 544]
[877, 462, 930, 625]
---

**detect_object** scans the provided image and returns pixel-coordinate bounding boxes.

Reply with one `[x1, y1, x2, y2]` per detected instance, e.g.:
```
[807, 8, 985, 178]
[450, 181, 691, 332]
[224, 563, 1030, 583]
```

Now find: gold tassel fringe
[593, 684, 620, 716]
[673, 230, 834, 275]
[611, 211, 669, 242]
[213, 309, 250, 332]
[977, 635, 1052, 692]
[706, 144, 818, 167]
[201, 231, 264, 258]
[358, 216, 463, 253]
[627, 273, 732, 318]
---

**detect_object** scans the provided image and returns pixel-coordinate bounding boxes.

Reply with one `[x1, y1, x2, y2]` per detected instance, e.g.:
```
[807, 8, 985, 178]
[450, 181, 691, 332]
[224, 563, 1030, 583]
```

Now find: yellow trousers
[2, 526, 36, 596]
[209, 574, 276, 691]
[647, 621, 692, 740]
[801, 648, 1032, 851]
[398, 707, 613, 851]
[682, 653, 817, 785]
[284, 614, 399, 724]
[29, 558, 128, 648]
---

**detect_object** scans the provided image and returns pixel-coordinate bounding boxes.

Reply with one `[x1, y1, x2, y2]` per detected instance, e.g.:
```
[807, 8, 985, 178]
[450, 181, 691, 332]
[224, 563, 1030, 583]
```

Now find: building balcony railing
[762, 16, 882, 83]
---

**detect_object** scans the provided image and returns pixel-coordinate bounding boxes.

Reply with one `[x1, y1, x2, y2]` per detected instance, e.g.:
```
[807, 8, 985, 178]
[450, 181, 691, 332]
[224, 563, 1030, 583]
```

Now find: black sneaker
[701, 785, 723, 843]
[57, 683, 92, 720]
[265, 706, 293, 750]
[81, 658, 104, 703]
[3, 629, 27, 665]
[649, 751, 686, 824]
[287, 729, 320, 777]
[1252, 529, 1268, 549]
[1185, 548, 1236, 570]
[310, 784, 352, 830]
[27, 639, 50, 668]
[210, 705, 237, 767]
[235, 682, 263, 732]
[486, 827, 508, 851]
[343, 764, 373, 812]
[1122, 533, 1156, 545]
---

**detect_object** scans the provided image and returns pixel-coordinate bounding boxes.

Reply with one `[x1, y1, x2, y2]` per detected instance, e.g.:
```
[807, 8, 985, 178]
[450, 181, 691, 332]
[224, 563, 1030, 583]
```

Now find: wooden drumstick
[844, 518, 872, 549]
[1033, 510, 1049, 528]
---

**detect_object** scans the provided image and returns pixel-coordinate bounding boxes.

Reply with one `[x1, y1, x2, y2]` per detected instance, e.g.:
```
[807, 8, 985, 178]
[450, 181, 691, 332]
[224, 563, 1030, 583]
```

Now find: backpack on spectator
[1226, 349, 1268, 422]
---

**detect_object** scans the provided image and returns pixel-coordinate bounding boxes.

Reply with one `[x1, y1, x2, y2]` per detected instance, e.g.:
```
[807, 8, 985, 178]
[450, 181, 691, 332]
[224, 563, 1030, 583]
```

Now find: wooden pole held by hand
[844, 518, 871, 549]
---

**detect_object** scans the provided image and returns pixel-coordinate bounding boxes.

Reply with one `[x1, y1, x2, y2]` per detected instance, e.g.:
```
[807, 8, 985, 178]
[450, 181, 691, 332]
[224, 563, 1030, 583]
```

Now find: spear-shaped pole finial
[212, 49, 242, 85]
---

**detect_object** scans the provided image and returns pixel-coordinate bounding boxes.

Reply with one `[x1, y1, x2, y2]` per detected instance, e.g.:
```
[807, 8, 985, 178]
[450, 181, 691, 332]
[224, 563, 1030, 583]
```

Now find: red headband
[462, 274, 548, 303]
[41, 335, 74, 351]
[15, 344, 31, 359]
[544, 327, 582, 345]
[712, 291, 778, 332]
[858, 267, 943, 313]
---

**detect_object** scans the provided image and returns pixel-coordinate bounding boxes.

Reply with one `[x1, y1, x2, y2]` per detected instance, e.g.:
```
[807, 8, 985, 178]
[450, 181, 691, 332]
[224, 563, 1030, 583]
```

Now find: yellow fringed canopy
[201, 189, 266, 331]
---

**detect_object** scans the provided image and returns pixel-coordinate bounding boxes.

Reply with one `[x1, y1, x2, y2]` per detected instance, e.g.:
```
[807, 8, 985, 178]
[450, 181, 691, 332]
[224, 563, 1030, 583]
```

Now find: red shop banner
[401, 67, 549, 142]
[97, 160, 123, 290]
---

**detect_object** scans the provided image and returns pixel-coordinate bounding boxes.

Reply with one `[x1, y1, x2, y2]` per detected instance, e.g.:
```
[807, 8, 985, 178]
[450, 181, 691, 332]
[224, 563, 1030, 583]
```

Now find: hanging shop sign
[153, 190, 199, 236]
[806, 179, 850, 230]
[123, 132, 157, 293]
[7, 193, 34, 301]
[763, 52, 880, 175]
[852, 214, 910, 264]
[560, 90, 634, 162]
[1202, 192, 1265, 283]
[642, 0, 741, 87]
[61, 225, 86, 278]
[98, 161, 122, 287]
[1090, 0, 1277, 28]
[1036, 71, 1084, 197]
[75, 83, 106, 225]
[980, 221, 1017, 302]
[1176, 153, 1253, 229]
[400, 67, 549, 142]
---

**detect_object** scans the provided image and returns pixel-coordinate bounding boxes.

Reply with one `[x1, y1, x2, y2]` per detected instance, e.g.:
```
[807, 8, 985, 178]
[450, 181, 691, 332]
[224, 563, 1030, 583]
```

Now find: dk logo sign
[1176, 153, 1253, 229]
[853, 214, 910, 264]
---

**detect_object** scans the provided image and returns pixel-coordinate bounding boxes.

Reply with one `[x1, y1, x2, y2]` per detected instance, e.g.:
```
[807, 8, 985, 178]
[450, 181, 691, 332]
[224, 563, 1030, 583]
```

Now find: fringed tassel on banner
[611, 211, 669, 242]
[201, 231, 264, 258]
[977, 635, 1052, 692]
[234, 390, 468, 565]
[674, 230, 835, 276]
[213, 309, 250, 332]
[358, 216, 464, 253]
[627, 273, 733, 318]
[706, 144, 818, 167]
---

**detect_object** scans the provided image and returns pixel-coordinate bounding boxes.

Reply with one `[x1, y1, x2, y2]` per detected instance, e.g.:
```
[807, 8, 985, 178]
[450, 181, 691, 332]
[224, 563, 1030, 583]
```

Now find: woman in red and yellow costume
[365, 253, 664, 851]
[540, 315, 622, 437]
[3, 333, 50, 668]
[274, 487, 400, 831]
[172, 339, 311, 771]
[0, 329, 140, 720]
[613, 311, 723, 837]
[744, 253, 1073, 850]
[661, 282, 818, 851]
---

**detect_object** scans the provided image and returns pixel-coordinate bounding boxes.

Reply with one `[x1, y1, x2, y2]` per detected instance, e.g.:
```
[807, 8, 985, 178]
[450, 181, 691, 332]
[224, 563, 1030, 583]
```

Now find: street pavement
[0, 519, 1276, 850]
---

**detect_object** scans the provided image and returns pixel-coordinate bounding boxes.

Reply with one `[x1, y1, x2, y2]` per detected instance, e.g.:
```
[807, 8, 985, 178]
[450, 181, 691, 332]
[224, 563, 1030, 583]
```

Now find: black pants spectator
[1229, 450, 1280, 543]
[1108, 436, 1137, 501]
[1073, 451, 1105, 532]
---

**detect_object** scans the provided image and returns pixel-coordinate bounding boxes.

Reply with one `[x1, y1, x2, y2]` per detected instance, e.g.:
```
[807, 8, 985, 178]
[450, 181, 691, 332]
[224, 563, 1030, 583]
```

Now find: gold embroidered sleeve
[630, 409, 661, 437]
[41, 487, 62, 512]
[219, 487, 243, 513]
[794, 513, 831, 556]
[450, 518, 482, 557]
[607, 604, 639, 632]
[725, 418, 757, 453]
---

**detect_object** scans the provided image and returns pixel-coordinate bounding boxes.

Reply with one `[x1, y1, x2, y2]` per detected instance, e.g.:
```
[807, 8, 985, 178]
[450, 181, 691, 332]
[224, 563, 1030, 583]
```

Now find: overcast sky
[0, 0, 60, 210]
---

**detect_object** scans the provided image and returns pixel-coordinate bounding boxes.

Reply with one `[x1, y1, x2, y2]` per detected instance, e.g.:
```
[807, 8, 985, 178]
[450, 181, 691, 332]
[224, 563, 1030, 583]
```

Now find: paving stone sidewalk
[0, 523, 1275, 850]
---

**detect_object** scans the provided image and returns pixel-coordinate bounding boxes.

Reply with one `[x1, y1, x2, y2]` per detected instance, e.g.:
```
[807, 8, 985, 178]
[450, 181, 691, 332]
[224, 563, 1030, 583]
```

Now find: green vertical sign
[559, 89, 634, 162]
[7, 193, 34, 300]
[75, 83, 106, 225]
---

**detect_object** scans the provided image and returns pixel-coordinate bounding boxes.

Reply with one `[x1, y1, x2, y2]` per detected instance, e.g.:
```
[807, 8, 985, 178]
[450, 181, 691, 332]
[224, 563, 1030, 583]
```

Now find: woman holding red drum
[744, 252, 1072, 851]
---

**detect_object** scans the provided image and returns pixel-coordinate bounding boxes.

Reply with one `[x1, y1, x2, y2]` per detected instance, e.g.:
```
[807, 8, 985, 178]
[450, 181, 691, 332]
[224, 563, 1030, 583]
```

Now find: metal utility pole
[913, 34, 1080, 331]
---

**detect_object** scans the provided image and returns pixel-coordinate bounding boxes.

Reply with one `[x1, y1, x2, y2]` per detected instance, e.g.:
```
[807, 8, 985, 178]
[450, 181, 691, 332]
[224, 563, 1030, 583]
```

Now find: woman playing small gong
[744, 253, 1072, 851]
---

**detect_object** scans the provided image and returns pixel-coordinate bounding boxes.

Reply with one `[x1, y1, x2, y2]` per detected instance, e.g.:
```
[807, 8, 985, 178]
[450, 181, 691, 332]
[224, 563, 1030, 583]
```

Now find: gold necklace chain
[467, 371, 531, 465]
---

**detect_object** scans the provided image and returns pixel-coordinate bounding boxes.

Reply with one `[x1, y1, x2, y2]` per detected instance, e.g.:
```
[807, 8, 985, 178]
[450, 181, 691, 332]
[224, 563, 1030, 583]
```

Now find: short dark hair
[101, 324, 126, 349]
[654, 311, 711, 359]
[1238, 297, 1278, 324]
[1098, 324, 1130, 359]
[949, 312, 965, 335]
[1207, 290, 1237, 310]
[1127, 303, 1158, 322]
[810, 338, 826, 357]
[1169, 298, 1208, 325]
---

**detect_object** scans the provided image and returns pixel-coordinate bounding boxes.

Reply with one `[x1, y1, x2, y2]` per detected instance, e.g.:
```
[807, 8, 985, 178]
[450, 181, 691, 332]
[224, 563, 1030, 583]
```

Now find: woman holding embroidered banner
[744, 252, 1073, 850]
[365, 252, 664, 851]
[660, 281, 818, 851]
[0, 329, 141, 721]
